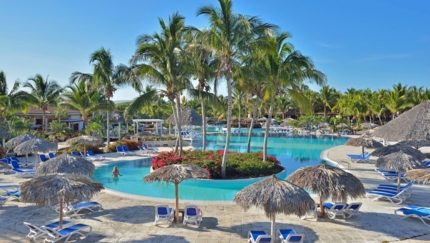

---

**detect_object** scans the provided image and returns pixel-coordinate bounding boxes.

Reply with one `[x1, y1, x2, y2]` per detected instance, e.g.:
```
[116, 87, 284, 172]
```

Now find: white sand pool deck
[1, 143, 430, 243]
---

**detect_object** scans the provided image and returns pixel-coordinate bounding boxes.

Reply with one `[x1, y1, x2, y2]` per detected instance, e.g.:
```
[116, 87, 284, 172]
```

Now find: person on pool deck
[111, 166, 122, 178]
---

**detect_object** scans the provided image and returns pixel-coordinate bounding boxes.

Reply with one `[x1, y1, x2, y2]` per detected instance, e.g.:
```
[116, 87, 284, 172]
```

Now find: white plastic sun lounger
[277, 229, 305, 243]
[183, 205, 202, 226]
[366, 189, 408, 204]
[23, 220, 71, 240]
[394, 205, 430, 226]
[248, 230, 273, 243]
[64, 201, 103, 216]
[43, 223, 92, 243]
[154, 205, 173, 225]
[323, 202, 348, 219]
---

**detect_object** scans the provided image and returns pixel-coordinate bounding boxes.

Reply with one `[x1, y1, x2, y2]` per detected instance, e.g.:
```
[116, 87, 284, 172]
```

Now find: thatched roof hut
[14, 138, 56, 155]
[234, 175, 314, 237]
[67, 135, 102, 154]
[371, 144, 426, 160]
[376, 151, 427, 191]
[5, 133, 37, 148]
[374, 100, 430, 140]
[37, 154, 95, 176]
[287, 164, 365, 217]
[166, 107, 202, 126]
[144, 164, 208, 222]
[20, 174, 104, 229]
[0, 126, 10, 138]
[405, 169, 430, 184]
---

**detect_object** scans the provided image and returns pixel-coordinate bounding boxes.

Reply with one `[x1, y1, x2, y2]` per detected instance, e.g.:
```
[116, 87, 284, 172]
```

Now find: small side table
[174, 209, 185, 222]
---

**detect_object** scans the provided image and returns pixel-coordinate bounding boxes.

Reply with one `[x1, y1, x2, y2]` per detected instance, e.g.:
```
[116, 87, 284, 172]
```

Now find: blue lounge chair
[116, 146, 125, 155]
[347, 154, 371, 163]
[71, 151, 80, 157]
[375, 168, 397, 173]
[394, 205, 430, 226]
[87, 150, 105, 160]
[64, 201, 103, 216]
[48, 152, 56, 159]
[323, 202, 348, 219]
[23, 220, 71, 240]
[80, 151, 87, 157]
[248, 230, 272, 243]
[39, 154, 49, 162]
[343, 202, 362, 218]
[381, 172, 408, 182]
[10, 161, 36, 178]
[143, 144, 157, 153]
[154, 205, 173, 225]
[43, 223, 92, 243]
[122, 145, 136, 155]
[366, 189, 408, 204]
[346, 152, 369, 158]
[277, 229, 305, 243]
[300, 205, 317, 220]
[183, 205, 202, 226]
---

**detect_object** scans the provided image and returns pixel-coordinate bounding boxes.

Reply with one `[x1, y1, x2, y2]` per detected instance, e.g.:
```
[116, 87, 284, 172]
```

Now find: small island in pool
[152, 150, 283, 179]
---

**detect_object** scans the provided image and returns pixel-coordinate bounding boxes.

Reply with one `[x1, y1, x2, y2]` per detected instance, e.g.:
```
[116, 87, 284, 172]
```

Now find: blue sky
[1, 0, 429, 101]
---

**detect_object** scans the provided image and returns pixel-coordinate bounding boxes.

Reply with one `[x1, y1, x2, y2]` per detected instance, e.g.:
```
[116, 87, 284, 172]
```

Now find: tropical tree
[23, 74, 62, 135]
[0, 71, 32, 121]
[319, 85, 339, 117]
[71, 47, 134, 148]
[60, 80, 113, 132]
[197, 0, 275, 177]
[127, 12, 192, 157]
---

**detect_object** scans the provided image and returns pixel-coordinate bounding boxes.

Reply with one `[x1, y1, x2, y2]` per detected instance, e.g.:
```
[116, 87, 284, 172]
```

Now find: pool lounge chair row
[117, 144, 158, 156]
[346, 152, 371, 163]
[323, 202, 362, 219]
[366, 182, 413, 204]
[39, 152, 56, 162]
[155, 204, 202, 226]
[24, 221, 92, 243]
[248, 229, 304, 243]
[71, 150, 105, 160]
[375, 167, 409, 182]
[4, 160, 36, 178]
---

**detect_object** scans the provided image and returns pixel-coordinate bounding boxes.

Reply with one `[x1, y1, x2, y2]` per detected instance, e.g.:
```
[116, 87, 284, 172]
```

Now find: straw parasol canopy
[374, 100, 430, 140]
[14, 138, 56, 168]
[143, 164, 209, 222]
[371, 144, 426, 160]
[398, 139, 430, 149]
[67, 135, 102, 154]
[20, 174, 104, 229]
[166, 107, 202, 126]
[37, 154, 95, 176]
[0, 126, 10, 138]
[287, 164, 365, 217]
[361, 123, 378, 129]
[376, 151, 427, 192]
[336, 123, 350, 129]
[405, 169, 430, 184]
[318, 122, 330, 128]
[234, 175, 314, 239]
[5, 133, 37, 148]
[345, 137, 383, 157]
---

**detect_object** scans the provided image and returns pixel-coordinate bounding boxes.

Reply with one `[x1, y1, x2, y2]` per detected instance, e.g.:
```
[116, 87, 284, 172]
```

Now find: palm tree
[71, 47, 133, 149]
[23, 74, 62, 135]
[60, 80, 113, 132]
[197, 0, 275, 177]
[0, 71, 32, 122]
[127, 13, 192, 157]
[319, 85, 339, 117]
[232, 85, 246, 128]
[258, 33, 326, 161]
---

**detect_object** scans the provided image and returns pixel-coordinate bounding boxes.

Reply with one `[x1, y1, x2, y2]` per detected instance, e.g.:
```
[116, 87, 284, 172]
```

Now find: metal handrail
[336, 161, 350, 170]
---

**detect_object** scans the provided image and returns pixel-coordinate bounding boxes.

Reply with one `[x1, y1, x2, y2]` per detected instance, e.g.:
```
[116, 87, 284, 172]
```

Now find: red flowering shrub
[151, 150, 282, 179]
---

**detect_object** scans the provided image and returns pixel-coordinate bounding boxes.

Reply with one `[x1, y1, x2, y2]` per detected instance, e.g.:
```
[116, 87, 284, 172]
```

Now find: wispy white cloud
[357, 53, 411, 62]
[318, 43, 341, 49]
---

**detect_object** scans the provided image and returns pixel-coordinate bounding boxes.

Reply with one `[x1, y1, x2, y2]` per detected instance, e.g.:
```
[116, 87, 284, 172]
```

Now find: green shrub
[66, 142, 104, 155]
[152, 150, 282, 179]
[107, 139, 142, 152]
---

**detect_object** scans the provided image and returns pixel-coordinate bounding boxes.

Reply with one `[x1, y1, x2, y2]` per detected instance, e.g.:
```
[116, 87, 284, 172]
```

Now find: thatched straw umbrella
[371, 144, 426, 160]
[20, 174, 103, 229]
[345, 137, 383, 157]
[37, 154, 95, 176]
[376, 151, 427, 192]
[234, 175, 314, 241]
[166, 107, 202, 126]
[336, 123, 350, 129]
[374, 100, 430, 140]
[405, 169, 430, 184]
[5, 133, 38, 162]
[0, 126, 10, 147]
[143, 164, 209, 222]
[318, 122, 330, 128]
[287, 164, 365, 217]
[398, 139, 430, 149]
[67, 135, 102, 155]
[14, 138, 56, 168]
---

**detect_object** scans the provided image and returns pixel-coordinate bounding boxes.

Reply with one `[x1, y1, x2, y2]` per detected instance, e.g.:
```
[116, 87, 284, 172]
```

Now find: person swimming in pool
[111, 166, 122, 178]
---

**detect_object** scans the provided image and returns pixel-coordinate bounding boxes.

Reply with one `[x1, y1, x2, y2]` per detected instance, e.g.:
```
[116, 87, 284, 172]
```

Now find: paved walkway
[0, 141, 429, 242]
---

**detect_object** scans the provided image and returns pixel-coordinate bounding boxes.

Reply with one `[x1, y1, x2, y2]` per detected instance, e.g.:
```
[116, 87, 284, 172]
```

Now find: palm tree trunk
[106, 98, 110, 150]
[247, 98, 258, 153]
[170, 99, 182, 157]
[200, 96, 207, 151]
[42, 110, 46, 137]
[238, 102, 241, 129]
[263, 99, 274, 162]
[175, 95, 183, 157]
[221, 67, 233, 178]
[324, 106, 327, 117]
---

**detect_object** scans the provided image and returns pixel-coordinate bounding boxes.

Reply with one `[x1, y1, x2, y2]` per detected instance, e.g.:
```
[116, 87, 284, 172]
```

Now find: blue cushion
[187, 208, 197, 216]
[250, 230, 271, 242]
[57, 223, 88, 235]
[6, 190, 20, 197]
[44, 220, 70, 229]
[403, 208, 430, 217]
[158, 207, 168, 215]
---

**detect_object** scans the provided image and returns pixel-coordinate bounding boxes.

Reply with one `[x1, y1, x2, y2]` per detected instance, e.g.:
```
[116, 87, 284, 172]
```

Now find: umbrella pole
[26, 153, 28, 162]
[362, 146, 365, 158]
[59, 197, 64, 229]
[35, 152, 39, 170]
[175, 182, 179, 223]
[397, 172, 401, 192]
[320, 197, 324, 217]
[84, 144, 86, 157]
[270, 214, 275, 243]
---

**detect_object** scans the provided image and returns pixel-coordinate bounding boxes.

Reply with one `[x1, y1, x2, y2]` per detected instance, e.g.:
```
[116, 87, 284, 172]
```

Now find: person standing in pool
[111, 166, 122, 178]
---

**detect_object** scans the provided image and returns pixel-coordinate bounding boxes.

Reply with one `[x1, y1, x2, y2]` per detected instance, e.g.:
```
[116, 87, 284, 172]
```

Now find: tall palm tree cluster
[0, 0, 428, 178]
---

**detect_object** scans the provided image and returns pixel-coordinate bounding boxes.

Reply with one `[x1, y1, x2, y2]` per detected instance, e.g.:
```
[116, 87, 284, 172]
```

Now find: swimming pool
[93, 134, 347, 201]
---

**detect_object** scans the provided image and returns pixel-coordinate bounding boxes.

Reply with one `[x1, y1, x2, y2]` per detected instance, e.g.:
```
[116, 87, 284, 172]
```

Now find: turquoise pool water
[93, 134, 347, 201]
